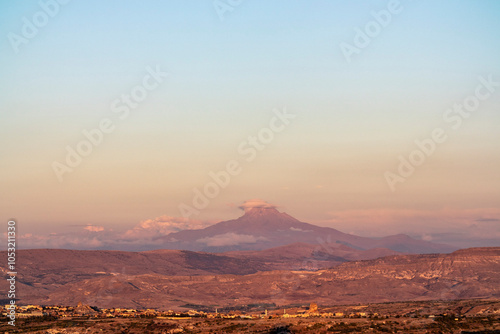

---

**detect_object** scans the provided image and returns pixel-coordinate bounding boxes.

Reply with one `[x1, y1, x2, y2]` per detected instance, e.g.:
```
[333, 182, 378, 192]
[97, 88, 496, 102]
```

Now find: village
[4, 299, 500, 320]
[4, 302, 381, 320]
[2, 300, 499, 333]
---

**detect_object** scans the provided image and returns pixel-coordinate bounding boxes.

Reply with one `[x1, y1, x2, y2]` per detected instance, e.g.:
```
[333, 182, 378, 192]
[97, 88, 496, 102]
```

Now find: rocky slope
[4, 247, 498, 309]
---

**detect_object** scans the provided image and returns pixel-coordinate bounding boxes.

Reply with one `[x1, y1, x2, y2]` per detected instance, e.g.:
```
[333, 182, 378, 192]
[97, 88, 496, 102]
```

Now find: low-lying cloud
[15, 230, 109, 249]
[120, 215, 212, 241]
[197, 232, 268, 247]
[289, 227, 312, 232]
[13, 215, 213, 251]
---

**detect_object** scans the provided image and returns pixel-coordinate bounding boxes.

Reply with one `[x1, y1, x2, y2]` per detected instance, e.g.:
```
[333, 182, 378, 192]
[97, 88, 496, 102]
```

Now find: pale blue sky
[1, 0, 499, 248]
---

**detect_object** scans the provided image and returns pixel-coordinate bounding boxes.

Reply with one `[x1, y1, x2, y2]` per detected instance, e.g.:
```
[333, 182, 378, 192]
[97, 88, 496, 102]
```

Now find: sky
[1, 0, 499, 250]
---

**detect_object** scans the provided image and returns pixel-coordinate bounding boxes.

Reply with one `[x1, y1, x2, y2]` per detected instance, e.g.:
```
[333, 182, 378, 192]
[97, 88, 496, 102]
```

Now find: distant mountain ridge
[5, 247, 498, 309]
[2, 242, 398, 292]
[0, 242, 400, 307]
[159, 206, 455, 254]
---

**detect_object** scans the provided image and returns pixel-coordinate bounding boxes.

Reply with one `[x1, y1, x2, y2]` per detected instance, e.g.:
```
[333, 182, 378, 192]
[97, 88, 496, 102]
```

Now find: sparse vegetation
[1, 299, 499, 333]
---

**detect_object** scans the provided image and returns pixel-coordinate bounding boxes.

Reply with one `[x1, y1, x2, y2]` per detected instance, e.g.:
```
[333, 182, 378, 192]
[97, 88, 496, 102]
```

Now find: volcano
[159, 206, 455, 254]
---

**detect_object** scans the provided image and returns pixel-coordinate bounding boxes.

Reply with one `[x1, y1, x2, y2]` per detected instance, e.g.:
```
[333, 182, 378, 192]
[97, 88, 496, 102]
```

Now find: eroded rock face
[4, 247, 499, 309]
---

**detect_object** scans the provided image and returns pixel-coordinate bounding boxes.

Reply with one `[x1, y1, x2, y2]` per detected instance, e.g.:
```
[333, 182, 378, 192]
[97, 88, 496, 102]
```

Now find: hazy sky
[1, 0, 499, 249]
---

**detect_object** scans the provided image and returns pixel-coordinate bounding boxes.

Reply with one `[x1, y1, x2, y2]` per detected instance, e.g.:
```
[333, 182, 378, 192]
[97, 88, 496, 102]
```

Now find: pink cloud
[120, 215, 213, 241]
[12, 216, 213, 250]
[238, 199, 277, 212]
[84, 225, 105, 232]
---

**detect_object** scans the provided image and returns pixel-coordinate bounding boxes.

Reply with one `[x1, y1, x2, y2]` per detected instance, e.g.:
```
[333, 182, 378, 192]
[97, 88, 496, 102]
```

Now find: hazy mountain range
[5, 206, 497, 309]
[3, 246, 499, 309]
[157, 206, 455, 253]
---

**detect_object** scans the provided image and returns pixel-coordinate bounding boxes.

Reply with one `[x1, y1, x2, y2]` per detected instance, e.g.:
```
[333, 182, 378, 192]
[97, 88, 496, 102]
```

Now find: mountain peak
[159, 200, 455, 254]
[236, 205, 302, 227]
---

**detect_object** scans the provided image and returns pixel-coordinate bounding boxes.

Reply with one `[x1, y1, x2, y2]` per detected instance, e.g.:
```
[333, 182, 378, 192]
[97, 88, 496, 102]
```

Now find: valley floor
[1, 299, 499, 334]
[2, 315, 500, 333]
